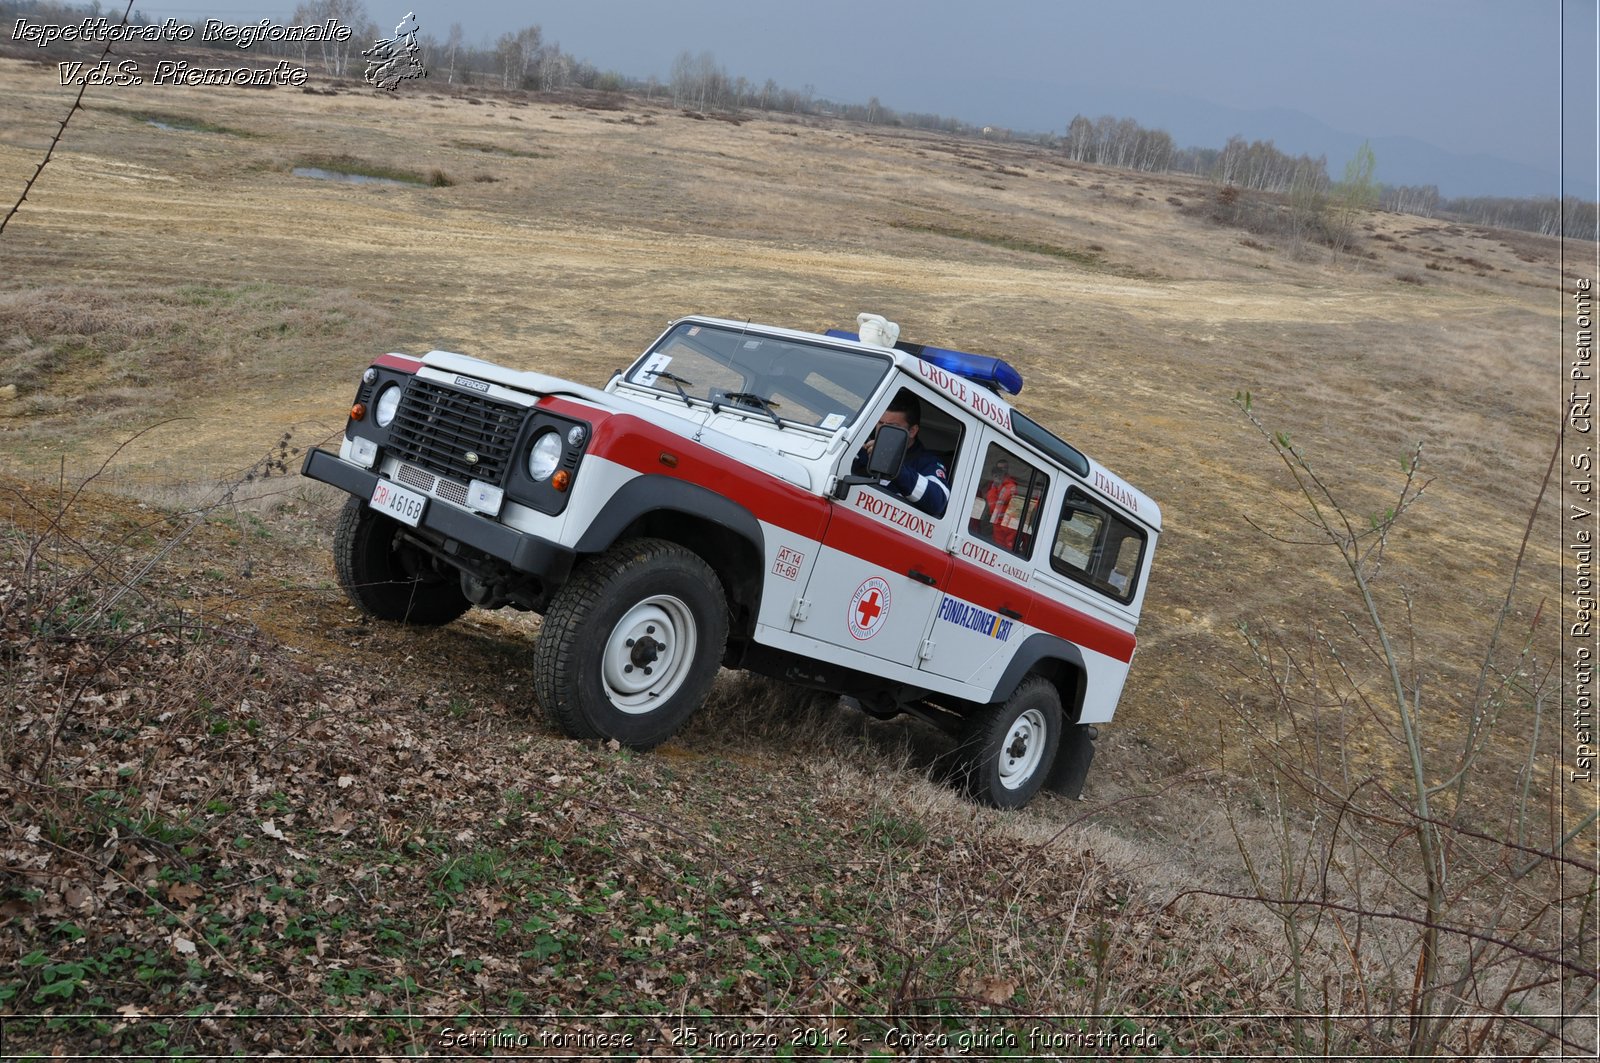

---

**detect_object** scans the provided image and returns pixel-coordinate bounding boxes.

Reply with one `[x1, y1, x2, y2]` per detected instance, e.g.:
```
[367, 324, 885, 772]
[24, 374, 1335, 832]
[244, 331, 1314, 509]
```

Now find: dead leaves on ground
[0, 497, 1280, 1055]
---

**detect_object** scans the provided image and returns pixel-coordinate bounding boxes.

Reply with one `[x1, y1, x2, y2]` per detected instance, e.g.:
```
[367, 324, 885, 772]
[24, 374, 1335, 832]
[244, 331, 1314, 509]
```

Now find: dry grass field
[0, 52, 1592, 1055]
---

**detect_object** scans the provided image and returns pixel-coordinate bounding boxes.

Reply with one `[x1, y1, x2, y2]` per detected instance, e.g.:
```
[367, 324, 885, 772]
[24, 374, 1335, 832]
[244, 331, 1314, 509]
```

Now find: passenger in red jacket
[976, 459, 1019, 549]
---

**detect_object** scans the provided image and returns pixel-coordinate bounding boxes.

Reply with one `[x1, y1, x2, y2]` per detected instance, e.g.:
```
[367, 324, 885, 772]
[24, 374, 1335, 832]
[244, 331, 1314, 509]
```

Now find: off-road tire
[333, 497, 471, 626]
[534, 537, 728, 751]
[955, 675, 1063, 809]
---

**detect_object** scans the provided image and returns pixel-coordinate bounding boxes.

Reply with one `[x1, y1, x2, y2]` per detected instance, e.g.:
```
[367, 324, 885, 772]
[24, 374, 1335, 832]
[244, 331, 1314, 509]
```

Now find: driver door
[790, 383, 964, 668]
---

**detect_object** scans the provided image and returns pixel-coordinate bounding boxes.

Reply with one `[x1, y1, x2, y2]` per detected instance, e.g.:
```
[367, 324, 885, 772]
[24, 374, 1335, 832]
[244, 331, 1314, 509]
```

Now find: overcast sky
[128, 0, 1598, 197]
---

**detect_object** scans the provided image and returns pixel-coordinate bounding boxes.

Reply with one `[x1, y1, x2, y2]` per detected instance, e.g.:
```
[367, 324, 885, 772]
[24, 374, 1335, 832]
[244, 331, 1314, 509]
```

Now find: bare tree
[293, 0, 369, 78]
[694, 51, 723, 109]
[669, 50, 695, 107]
[539, 44, 573, 91]
[1383, 183, 1440, 218]
[668, 50, 728, 110]
[289, 1, 319, 68]
[443, 21, 462, 84]
[515, 25, 540, 88]
[493, 31, 518, 89]
[1134, 128, 1173, 172]
[1064, 114, 1093, 162]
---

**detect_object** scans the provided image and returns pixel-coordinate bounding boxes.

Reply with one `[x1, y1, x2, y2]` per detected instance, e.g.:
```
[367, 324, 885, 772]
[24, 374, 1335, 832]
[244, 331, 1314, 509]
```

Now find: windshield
[625, 322, 892, 430]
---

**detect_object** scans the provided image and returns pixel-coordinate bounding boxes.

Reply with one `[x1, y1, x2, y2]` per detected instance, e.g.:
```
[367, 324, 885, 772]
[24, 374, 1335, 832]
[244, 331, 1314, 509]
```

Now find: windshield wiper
[651, 370, 695, 407]
[721, 391, 783, 428]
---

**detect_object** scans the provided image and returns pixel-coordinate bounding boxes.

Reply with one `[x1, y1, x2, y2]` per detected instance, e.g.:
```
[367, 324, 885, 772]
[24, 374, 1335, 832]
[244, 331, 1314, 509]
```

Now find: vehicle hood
[422, 350, 814, 491]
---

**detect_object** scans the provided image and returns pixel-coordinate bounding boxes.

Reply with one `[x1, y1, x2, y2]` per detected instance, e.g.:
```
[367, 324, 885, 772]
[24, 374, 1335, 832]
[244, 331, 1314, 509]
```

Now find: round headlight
[374, 384, 401, 427]
[527, 431, 563, 481]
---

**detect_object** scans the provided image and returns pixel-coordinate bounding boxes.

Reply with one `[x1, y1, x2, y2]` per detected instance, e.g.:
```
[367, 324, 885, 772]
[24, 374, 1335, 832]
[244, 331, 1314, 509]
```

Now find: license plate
[370, 480, 426, 527]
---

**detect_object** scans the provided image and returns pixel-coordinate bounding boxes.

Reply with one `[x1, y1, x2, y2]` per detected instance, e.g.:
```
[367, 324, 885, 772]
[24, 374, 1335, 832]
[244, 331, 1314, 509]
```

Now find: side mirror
[832, 423, 912, 500]
[866, 424, 909, 479]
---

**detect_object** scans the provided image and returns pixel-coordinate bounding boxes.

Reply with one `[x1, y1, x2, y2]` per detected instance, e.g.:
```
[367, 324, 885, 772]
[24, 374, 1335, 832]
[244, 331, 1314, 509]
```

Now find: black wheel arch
[573, 474, 766, 638]
[990, 633, 1088, 723]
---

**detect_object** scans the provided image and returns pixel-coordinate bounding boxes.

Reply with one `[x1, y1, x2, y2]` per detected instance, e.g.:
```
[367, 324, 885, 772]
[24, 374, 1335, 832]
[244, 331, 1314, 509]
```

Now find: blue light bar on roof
[825, 330, 1024, 396]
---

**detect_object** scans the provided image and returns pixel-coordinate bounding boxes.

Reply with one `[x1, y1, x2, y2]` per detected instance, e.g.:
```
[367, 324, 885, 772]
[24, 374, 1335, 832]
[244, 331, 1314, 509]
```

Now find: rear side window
[967, 442, 1049, 558]
[1050, 487, 1146, 603]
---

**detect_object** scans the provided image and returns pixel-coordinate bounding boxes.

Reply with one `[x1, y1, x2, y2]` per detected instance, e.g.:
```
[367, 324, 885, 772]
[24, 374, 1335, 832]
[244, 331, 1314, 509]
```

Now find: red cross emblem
[847, 577, 892, 641]
[857, 590, 882, 626]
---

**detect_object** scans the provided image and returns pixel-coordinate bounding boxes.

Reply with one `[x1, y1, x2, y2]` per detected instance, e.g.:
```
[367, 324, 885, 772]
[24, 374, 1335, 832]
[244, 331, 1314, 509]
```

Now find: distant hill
[1197, 104, 1560, 200]
[956, 78, 1562, 199]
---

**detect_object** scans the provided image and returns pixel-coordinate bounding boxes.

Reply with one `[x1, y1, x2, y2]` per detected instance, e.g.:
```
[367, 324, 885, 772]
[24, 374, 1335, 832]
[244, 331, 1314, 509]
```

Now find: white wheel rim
[601, 595, 697, 714]
[998, 707, 1047, 789]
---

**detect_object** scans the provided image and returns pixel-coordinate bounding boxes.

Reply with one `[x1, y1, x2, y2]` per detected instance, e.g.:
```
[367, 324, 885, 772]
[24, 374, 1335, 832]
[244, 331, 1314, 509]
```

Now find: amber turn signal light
[551, 470, 572, 492]
[350, 403, 367, 421]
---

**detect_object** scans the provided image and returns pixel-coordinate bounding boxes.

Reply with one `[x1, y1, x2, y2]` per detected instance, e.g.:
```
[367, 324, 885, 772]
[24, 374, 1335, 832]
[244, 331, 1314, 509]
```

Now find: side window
[1050, 486, 1146, 603]
[967, 442, 1049, 557]
[911, 395, 964, 497]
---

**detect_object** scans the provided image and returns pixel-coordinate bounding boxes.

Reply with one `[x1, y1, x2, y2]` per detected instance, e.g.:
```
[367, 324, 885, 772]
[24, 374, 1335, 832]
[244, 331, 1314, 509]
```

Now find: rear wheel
[534, 538, 728, 750]
[956, 676, 1062, 809]
[333, 497, 470, 625]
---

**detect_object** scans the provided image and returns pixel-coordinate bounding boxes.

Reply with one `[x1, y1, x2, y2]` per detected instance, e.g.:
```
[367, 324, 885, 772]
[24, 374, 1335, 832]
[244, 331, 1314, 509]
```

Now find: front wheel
[333, 497, 470, 625]
[533, 538, 728, 751]
[955, 676, 1063, 809]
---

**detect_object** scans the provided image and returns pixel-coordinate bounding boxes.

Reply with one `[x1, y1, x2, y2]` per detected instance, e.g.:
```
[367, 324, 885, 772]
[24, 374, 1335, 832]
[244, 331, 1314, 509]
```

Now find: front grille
[388, 378, 524, 485]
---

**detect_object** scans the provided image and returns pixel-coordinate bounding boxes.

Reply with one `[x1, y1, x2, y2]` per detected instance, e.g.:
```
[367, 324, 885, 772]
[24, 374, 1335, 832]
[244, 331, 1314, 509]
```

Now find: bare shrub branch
[1220, 393, 1589, 1058]
[0, 1, 136, 236]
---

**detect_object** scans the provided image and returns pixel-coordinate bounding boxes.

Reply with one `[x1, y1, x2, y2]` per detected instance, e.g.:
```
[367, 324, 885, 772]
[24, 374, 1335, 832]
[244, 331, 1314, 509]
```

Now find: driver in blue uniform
[853, 390, 949, 518]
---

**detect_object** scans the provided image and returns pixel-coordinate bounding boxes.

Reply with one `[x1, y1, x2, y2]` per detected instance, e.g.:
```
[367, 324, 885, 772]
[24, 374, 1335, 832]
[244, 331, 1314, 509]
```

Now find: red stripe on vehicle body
[820, 505, 1138, 662]
[538, 397, 1136, 664]
[548, 403, 832, 541]
[374, 353, 422, 373]
[822, 503, 949, 574]
[944, 556, 1135, 662]
[943, 556, 1027, 622]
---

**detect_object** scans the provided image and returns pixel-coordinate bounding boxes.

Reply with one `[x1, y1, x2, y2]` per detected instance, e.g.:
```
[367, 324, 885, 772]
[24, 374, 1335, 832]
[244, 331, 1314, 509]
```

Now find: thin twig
[0, 0, 136, 235]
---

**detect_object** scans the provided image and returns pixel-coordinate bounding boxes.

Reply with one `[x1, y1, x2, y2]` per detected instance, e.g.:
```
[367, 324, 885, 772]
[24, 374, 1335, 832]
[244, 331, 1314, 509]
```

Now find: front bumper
[302, 448, 576, 585]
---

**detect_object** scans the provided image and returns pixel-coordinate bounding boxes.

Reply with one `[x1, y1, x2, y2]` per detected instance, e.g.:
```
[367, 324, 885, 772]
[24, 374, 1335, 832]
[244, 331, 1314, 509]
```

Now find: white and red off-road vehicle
[302, 314, 1159, 808]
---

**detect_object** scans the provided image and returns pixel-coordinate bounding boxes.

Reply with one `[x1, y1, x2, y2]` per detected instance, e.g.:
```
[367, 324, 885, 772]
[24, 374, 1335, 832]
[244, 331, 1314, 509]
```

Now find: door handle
[907, 568, 939, 586]
[999, 606, 1024, 620]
